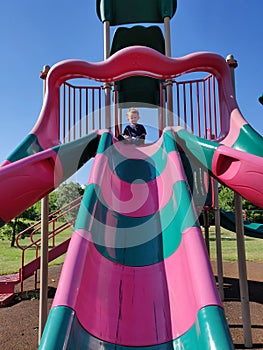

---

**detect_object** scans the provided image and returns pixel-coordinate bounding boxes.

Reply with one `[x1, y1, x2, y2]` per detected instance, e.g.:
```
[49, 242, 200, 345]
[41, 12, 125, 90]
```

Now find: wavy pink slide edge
[28, 46, 243, 151]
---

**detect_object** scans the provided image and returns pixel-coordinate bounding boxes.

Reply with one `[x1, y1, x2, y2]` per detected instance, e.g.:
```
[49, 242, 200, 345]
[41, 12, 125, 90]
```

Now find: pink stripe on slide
[212, 144, 263, 208]
[0, 149, 63, 223]
[53, 228, 221, 346]
[88, 150, 186, 217]
[220, 108, 247, 146]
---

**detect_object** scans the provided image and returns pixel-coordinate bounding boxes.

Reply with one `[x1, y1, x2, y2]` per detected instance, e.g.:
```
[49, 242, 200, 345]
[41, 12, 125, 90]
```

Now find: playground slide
[39, 129, 233, 349]
[0, 133, 99, 226]
[220, 209, 263, 239]
[1, 47, 263, 349]
[174, 127, 263, 209]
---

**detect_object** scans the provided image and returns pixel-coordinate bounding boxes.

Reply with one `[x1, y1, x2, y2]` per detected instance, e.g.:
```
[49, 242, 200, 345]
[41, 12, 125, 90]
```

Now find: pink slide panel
[53, 227, 221, 346]
[0, 149, 63, 222]
[212, 145, 263, 208]
[88, 150, 186, 217]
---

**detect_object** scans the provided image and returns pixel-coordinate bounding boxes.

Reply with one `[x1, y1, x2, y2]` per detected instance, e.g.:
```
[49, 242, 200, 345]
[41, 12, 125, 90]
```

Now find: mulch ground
[0, 261, 262, 350]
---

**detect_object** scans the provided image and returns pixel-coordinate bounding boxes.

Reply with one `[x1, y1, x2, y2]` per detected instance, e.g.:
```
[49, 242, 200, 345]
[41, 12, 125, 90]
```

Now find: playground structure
[1, 1, 263, 349]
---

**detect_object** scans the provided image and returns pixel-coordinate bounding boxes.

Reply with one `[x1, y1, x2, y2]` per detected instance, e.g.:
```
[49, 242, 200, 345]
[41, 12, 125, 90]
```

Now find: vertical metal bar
[164, 17, 172, 57]
[38, 195, 49, 345]
[38, 64, 50, 346]
[63, 84, 66, 142]
[189, 82, 194, 133]
[203, 210, 210, 257]
[98, 88, 102, 129]
[226, 54, 252, 348]
[104, 21, 111, 129]
[92, 89, 95, 130]
[196, 82, 201, 137]
[183, 83, 187, 127]
[212, 76, 218, 138]
[86, 88, 89, 135]
[164, 16, 173, 126]
[213, 179, 224, 301]
[79, 88, 82, 138]
[176, 83, 180, 126]
[104, 21, 110, 61]
[202, 81, 207, 139]
[207, 76, 212, 138]
[68, 86, 71, 142]
[73, 87, 76, 140]
[159, 82, 164, 135]
[113, 85, 119, 136]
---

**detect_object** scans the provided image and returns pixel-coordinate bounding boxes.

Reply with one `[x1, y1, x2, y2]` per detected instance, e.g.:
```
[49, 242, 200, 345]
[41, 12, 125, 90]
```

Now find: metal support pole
[235, 193, 252, 348]
[38, 65, 50, 345]
[226, 54, 252, 348]
[203, 210, 210, 257]
[104, 21, 111, 129]
[213, 179, 224, 301]
[103, 21, 110, 61]
[164, 16, 173, 126]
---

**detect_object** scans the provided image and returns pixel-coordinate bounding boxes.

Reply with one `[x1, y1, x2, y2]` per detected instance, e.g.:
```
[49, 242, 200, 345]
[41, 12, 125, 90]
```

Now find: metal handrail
[16, 196, 82, 293]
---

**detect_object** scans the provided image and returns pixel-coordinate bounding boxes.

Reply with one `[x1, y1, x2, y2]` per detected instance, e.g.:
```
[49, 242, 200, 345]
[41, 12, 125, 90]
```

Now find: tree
[0, 206, 37, 247]
[218, 185, 234, 211]
[54, 182, 84, 223]
[219, 185, 263, 223]
[0, 182, 84, 247]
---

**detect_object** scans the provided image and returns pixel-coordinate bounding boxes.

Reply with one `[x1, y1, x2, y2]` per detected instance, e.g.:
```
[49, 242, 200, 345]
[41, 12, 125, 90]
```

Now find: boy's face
[127, 112, 139, 125]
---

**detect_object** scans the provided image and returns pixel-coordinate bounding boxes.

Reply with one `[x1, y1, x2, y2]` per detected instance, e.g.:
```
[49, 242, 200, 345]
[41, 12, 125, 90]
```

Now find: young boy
[121, 108, 147, 144]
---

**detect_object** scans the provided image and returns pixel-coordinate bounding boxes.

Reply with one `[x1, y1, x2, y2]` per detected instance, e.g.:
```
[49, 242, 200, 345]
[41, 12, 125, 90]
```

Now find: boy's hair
[126, 108, 139, 119]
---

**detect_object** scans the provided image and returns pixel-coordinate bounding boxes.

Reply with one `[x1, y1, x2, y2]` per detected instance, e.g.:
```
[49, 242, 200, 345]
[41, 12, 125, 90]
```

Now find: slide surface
[39, 130, 233, 349]
[220, 209, 263, 239]
[0, 133, 99, 226]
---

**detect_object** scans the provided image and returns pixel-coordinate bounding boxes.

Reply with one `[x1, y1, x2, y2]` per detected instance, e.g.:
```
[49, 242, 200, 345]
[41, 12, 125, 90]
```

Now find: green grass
[203, 226, 263, 262]
[0, 225, 263, 276]
[0, 224, 73, 275]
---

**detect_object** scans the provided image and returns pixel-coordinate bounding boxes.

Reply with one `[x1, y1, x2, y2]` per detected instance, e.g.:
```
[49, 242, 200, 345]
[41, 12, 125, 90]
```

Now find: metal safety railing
[15, 196, 82, 294]
[59, 72, 221, 143]
[160, 73, 220, 140]
[60, 82, 104, 143]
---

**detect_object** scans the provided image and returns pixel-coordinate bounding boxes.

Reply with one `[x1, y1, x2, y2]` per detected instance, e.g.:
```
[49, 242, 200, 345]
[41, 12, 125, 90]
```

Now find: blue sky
[0, 0, 262, 166]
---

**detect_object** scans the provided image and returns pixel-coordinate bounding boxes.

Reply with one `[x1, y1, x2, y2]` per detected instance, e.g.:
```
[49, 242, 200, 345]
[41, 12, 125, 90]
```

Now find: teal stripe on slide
[232, 124, 263, 157]
[175, 129, 219, 171]
[7, 134, 43, 163]
[96, 131, 113, 154]
[52, 132, 99, 181]
[75, 180, 198, 266]
[96, 129, 178, 184]
[39, 306, 233, 349]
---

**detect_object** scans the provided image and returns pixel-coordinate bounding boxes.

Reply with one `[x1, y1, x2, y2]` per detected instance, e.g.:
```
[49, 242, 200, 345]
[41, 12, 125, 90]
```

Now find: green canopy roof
[97, 0, 177, 25]
[110, 26, 165, 106]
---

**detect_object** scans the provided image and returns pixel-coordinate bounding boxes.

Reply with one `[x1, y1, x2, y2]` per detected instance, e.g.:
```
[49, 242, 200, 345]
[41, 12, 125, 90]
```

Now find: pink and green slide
[1, 46, 263, 349]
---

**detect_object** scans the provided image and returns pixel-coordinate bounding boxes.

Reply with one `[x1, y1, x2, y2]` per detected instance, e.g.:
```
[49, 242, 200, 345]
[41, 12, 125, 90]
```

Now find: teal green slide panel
[220, 209, 263, 239]
[7, 134, 43, 163]
[96, 0, 177, 25]
[232, 124, 263, 157]
[175, 129, 219, 172]
[110, 26, 165, 106]
[75, 181, 198, 266]
[39, 306, 233, 349]
[52, 132, 99, 182]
